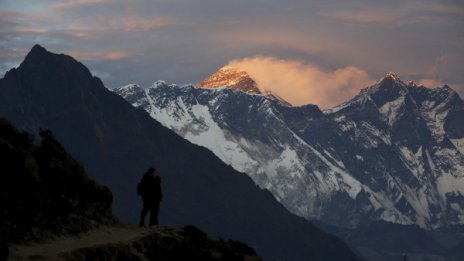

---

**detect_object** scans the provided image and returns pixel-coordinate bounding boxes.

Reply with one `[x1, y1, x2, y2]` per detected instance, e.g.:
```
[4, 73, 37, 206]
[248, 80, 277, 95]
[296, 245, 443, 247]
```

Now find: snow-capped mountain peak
[199, 65, 261, 94]
[198, 65, 291, 106]
[373, 72, 408, 91]
[383, 71, 401, 81]
[326, 73, 410, 114]
[153, 80, 169, 88]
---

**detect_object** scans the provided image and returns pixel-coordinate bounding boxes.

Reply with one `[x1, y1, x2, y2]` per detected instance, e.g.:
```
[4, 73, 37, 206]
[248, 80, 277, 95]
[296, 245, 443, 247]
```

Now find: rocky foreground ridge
[1, 118, 260, 261]
[10, 225, 260, 261]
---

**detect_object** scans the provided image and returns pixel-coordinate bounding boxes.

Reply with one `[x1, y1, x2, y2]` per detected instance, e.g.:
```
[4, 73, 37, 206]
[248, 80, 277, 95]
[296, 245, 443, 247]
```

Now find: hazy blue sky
[1, 0, 463, 107]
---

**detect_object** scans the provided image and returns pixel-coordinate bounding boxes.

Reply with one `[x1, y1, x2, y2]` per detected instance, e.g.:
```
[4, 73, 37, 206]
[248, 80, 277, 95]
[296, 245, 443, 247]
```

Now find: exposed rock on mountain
[199, 66, 261, 94]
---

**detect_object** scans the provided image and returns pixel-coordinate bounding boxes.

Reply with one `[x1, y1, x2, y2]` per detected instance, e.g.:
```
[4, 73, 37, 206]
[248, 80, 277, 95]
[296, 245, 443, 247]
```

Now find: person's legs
[149, 202, 160, 226]
[139, 201, 150, 227]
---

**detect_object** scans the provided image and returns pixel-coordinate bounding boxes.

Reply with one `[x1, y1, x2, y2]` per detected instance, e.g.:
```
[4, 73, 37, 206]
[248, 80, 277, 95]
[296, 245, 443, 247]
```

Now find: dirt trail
[9, 226, 166, 260]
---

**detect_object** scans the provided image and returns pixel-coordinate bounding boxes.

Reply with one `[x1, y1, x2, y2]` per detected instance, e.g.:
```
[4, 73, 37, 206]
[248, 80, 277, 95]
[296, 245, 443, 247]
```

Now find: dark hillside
[0, 118, 114, 243]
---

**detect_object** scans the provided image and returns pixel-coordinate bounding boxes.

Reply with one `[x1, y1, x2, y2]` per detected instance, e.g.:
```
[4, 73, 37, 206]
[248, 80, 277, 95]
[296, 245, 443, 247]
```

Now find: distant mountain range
[0, 45, 358, 261]
[115, 67, 464, 230]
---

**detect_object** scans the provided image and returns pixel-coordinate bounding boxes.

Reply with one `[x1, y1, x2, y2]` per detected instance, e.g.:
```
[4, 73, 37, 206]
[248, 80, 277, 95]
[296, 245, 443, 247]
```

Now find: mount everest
[114, 66, 464, 229]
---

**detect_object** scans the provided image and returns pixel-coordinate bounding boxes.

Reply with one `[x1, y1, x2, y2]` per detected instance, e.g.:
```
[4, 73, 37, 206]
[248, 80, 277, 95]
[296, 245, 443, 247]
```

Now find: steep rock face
[115, 72, 464, 229]
[0, 118, 114, 243]
[326, 73, 464, 228]
[0, 45, 359, 261]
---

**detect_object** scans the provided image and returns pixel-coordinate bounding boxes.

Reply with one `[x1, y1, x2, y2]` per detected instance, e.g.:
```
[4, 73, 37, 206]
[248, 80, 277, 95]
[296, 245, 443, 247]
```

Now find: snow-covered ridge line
[113, 73, 464, 229]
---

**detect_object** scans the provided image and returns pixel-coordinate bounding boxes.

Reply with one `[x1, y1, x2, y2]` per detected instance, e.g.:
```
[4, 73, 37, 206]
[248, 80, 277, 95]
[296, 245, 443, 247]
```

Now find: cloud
[412, 2, 464, 15]
[67, 50, 129, 61]
[94, 15, 176, 33]
[321, 10, 454, 27]
[0, 6, 176, 42]
[51, 0, 107, 10]
[320, 2, 463, 27]
[321, 10, 398, 25]
[0, 9, 53, 33]
[418, 78, 445, 88]
[228, 56, 374, 109]
[64, 9, 176, 34]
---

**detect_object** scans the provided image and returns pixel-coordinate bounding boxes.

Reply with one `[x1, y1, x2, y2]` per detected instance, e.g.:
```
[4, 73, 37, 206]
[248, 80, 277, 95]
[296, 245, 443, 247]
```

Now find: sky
[1, 0, 463, 108]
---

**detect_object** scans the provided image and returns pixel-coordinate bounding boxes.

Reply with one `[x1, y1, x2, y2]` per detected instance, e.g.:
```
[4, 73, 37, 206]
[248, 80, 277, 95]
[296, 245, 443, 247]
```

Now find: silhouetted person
[138, 167, 162, 227]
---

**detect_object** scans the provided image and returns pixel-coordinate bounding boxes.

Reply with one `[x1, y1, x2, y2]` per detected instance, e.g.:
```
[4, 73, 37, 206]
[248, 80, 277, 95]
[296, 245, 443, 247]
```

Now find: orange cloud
[105, 16, 176, 33]
[67, 50, 129, 61]
[321, 10, 397, 25]
[228, 57, 374, 109]
[418, 78, 444, 88]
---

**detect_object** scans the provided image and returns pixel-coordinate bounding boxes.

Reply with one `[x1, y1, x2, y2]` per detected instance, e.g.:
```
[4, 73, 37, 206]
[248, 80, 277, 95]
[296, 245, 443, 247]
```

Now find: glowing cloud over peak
[228, 57, 375, 109]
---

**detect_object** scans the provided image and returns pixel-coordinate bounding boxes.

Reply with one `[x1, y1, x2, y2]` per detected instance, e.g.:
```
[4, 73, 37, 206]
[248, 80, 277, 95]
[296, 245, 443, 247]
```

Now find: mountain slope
[115, 71, 464, 229]
[0, 45, 358, 261]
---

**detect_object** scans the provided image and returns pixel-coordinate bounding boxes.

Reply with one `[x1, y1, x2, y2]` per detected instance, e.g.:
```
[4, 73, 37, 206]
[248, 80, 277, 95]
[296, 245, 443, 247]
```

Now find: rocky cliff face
[324, 73, 464, 228]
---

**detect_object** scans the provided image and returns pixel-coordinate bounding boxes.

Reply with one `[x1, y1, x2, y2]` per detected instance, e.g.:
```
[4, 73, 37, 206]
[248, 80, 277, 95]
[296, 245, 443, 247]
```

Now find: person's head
[143, 167, 156, 179]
